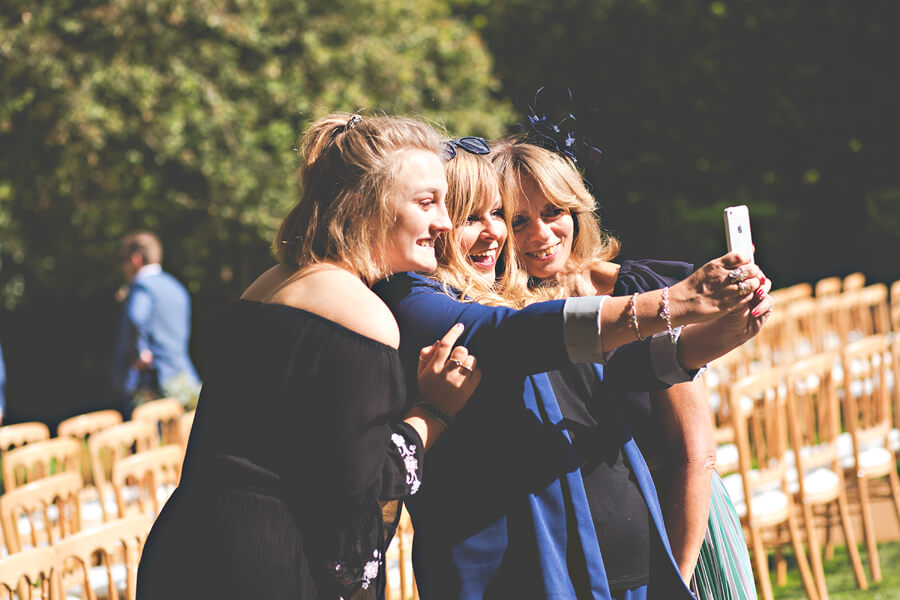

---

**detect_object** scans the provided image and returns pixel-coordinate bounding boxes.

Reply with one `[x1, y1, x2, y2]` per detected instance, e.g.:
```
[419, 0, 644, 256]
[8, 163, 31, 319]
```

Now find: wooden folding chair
[0, 472, 83, 554]
[54, 515, 151, 600]
[722, 369, 819, 600]
[57, 410, 124, 489]
[109, 445, 182, 520]
[842, 272, 866, 292]
[786, 353, 867, 598]
[843, 284, 891, 342]
[131, 398, 184, 446]
[838, 334, 900, 583]
[815, 294, 851, 353]
[0, 423, 51, 459]
[0, 546, 60, 599]
[1, 438, 83, 493]
[86, 422, 155, 522]
[815, 277, 842, 298]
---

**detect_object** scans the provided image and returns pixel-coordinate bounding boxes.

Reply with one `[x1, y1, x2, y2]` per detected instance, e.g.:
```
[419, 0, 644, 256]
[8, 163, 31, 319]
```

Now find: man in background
[113, 231, 199, 417]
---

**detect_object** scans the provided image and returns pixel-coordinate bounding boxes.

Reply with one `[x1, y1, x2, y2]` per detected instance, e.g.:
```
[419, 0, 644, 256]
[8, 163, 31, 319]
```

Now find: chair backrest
[177, 410, 195, 448]
[815, 276, 842, 298]
[110, 445, 183, 519]
[729, 368, 791, 523]
[705, 348, 754, 444]
[57, 410, 124, 488]
[0, 546, 60, 599]
[841, 335, 892, 449]
[815, 293, 851, 352]
[0, 423, 51, 457]
[786, 352, 843, 490]
[768, 282, 813, 307]
[2, 438, 83, 493]
[0, 471, 83, 554]
[842, 271, 866, 292]
[87, 422, 156, 494]
[57, 410, 123, 441]
[54, 515, 151, 600]
[131, 398, 184, 446]
[843, 283, 891, 340]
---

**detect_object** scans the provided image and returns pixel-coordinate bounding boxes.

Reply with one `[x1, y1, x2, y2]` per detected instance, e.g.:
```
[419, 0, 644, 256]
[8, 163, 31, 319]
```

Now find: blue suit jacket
[373, 273, 695, 599]
[113, 267, 199, 401]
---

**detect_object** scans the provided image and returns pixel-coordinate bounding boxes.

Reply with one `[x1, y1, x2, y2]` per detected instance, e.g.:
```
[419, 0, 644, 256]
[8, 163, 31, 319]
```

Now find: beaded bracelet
[628, 293, 644, 341]
[658, 287, 675, 341]
[414, 401, 454, 429]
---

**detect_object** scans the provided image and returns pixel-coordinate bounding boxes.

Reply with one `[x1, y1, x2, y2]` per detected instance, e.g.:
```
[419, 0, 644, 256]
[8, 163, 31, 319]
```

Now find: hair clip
[346, 114, 363, 130]
[441, 136, 490, 160]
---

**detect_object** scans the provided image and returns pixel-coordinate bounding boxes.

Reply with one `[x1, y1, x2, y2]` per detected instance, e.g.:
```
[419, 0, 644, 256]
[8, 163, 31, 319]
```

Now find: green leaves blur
[0, 0, 512, 307]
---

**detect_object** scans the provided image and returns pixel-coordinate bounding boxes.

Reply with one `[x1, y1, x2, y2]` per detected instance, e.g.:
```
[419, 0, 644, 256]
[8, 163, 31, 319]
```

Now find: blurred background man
[113, 231, 199, 417]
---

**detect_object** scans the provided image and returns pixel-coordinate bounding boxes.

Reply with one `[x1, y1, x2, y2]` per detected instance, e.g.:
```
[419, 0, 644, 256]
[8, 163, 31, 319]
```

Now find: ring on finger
[728, 268, 745, 284]
[738, 281, 750, 295]
[458, 365, 473, 375]
[447, 358, 463, 369]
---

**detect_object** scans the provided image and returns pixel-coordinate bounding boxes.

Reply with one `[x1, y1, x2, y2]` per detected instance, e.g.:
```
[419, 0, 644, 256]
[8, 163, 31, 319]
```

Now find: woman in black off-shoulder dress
[136, 113, 482, 600]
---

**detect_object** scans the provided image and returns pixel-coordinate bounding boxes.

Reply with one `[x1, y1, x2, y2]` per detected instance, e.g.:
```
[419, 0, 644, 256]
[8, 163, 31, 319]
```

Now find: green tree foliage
[472, 0, 900, 284]
[0, 0, 513, 309]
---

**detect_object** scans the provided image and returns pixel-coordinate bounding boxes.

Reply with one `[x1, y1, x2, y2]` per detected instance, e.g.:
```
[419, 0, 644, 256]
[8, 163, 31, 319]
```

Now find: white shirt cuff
[650, 326, 705, 384]
[563, 296, 614, 364]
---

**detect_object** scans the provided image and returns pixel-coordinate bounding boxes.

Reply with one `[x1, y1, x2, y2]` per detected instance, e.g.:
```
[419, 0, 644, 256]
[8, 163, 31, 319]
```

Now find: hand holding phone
[724, 205, 754, 263]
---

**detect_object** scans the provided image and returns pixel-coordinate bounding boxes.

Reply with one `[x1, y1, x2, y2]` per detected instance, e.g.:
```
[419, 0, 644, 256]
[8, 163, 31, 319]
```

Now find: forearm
[654, 379, 717, 582]
[675, 319, 747, 370]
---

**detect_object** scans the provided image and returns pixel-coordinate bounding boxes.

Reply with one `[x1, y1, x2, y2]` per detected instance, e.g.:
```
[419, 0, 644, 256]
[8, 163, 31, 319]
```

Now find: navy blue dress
[374, 262, 696, 600]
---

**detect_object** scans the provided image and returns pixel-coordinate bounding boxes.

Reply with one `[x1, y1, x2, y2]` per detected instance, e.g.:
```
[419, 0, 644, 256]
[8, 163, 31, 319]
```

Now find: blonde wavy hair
[490, 137, 620, 299]
[430, 150, 532, 308]
[275, 113, 445, 284]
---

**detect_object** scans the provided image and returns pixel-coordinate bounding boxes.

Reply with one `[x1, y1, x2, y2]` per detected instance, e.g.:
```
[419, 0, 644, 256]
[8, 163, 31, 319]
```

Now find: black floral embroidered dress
[137, 300, 424, 600]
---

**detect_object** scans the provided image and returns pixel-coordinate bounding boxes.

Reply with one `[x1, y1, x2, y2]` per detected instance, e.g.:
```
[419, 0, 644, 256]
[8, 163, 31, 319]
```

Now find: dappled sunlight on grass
[773, 541, 900, 599]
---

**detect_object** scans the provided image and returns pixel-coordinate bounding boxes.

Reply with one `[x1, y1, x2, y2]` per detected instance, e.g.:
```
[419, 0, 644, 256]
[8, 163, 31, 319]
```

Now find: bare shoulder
[269, 266, 400, 348]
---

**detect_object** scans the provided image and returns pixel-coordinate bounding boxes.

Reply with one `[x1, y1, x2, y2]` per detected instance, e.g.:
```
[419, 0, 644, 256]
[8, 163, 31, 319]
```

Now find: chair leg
[775, 546, 787, 585]
[886, 466, 900, 526]
[856, 476, 882, 582]
[749, 525, 775, 600]
[787, 513, 820, 600]
[801, 502, 829, 600]
[822, 502, 836, 560]
[837, 490, 868, 590]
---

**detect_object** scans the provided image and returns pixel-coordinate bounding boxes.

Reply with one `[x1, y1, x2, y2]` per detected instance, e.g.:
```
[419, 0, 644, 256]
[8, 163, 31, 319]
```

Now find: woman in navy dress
[374, 143, 768, 599]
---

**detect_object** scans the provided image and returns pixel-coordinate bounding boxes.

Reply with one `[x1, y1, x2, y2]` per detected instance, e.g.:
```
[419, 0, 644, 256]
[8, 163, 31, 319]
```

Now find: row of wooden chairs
[713, 333, 900, 600]
[0, 515, 150, 599]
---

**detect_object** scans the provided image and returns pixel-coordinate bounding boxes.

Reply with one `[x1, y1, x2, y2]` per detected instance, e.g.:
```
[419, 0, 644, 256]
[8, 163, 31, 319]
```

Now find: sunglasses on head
[441, 136, 490, 160]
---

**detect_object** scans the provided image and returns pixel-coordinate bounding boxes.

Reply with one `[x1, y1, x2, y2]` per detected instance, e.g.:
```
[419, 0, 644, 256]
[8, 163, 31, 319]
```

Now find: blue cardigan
[374, 271, 696, 599]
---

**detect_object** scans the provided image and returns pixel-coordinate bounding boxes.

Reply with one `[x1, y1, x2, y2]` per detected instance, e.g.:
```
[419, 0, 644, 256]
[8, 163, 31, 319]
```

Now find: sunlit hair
[275, 113, 444, 284]
[431, 151, 530, 307]
[490, 137, 620, 299]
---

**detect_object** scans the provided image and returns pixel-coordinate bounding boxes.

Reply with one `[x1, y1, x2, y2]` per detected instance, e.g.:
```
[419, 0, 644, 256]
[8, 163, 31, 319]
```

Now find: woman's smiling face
[456, 191, 507, 282]
[511, 177, 575, 281]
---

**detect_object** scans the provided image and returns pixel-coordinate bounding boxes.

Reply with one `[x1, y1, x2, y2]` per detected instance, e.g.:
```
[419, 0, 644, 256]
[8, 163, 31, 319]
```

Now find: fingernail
[757, 288, 765, 298]
[759, 276, 766, 285]
[453, 323, 464, 331]
[752, 309, 760, 317]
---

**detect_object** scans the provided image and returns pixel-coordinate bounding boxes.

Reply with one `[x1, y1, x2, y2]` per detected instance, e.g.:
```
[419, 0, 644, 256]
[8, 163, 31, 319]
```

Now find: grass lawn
[773, 540, 900, 599]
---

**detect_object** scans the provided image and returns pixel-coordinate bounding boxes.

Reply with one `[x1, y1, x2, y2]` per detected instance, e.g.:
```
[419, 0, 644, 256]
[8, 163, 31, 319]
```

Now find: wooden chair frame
[0, 546, 60, 599]
[109, 445, 183, 519]
[0, 472, 83, 554]
[131, 398, 184, 446]
[0, 423, 51, 458]
[86, 422, 156, 522]
[2, 438, 83, 493]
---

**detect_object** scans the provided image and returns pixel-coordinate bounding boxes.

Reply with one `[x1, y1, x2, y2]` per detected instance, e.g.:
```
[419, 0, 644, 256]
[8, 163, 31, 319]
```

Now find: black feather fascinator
[514, 86, 604, 168]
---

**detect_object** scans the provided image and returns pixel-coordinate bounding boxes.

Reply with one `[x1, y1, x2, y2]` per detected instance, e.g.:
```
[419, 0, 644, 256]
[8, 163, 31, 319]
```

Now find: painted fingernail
[752, 309, 760, 317]
[757, 288, 765, 297]
[759, 276, 766, 285]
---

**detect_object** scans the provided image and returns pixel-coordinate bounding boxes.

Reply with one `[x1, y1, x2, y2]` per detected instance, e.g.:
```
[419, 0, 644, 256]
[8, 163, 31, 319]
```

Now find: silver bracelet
[414, 401, 454, 429]
[628, 293, 644, 341]
[658, 287, 675, 341]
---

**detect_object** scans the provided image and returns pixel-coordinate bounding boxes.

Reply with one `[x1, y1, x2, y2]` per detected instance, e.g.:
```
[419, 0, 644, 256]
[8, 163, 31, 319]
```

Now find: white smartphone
[724, 205, 754, 262]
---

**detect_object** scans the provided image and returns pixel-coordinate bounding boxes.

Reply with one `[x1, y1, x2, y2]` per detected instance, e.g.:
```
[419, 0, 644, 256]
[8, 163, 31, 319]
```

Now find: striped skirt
[691, 470, 758, 600]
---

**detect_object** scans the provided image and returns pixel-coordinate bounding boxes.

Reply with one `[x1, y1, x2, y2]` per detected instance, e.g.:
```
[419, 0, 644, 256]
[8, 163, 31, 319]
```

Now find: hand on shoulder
[243, 263, 401, 348]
